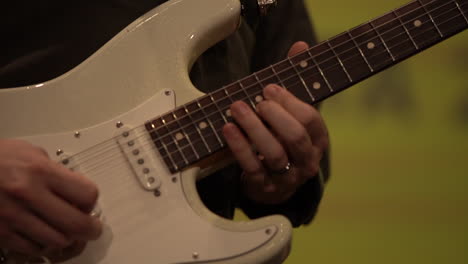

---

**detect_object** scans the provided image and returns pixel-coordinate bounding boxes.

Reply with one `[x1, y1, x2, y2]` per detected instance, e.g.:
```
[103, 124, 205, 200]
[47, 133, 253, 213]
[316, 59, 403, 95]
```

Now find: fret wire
[294, 0, 452, 82]
[161, 118, 188, 167]
[252, 72, 261, 84]
[58, 6, 468, 177]
[369, 20, 396, 61]
[222, 87, 235, 104]
[164, 28, 458, 165]
[286, 57, 309, 89]
[168, 114, 190, 165]
[162, 16, 466, 164]
[222, 87, 236, 119]
[173, 112, 200, 160]
[393, 10, 420, 49]
[160, 125, 225, 167]
[165, 24, 453, 163]
[70, 9, 467, 175]
[299, 69, 317, 102]
[326, 41, 353, 82]
[64, 2, 467, 176]
[455, 0, 468, 24]
[148, 0, 459, 148]
[154, 22, 428, 167]
[155, 118, 179, 170]
[287, 57, 316, 102]
[179, 2, 451, 109]
[157, 1, 460, 143]
[346, 30, 374, 72]
[210, 94, 228, 124]
[184, 106, 212, 153]
[252, 72, 265, 99]
[306, 49, 334, 92]
[417, 0, 444, 37]
[270, 65, 286, 87]
[196, 100, 224, 148]
[237, 80, 257, 110]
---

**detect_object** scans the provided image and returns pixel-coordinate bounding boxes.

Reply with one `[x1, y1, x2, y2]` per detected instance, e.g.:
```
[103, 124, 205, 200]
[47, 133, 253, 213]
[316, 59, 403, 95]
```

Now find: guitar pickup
[116, 127, 161, 191]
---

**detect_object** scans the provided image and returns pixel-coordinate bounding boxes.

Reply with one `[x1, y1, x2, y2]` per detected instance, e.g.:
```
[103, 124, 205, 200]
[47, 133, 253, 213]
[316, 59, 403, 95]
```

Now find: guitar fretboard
[146, 0, 468, 173]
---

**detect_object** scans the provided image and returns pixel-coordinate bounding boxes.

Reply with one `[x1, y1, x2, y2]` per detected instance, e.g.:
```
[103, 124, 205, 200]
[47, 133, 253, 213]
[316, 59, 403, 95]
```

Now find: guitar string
[144, 0, 465, 132]
[128, 0, 467, 146]
[143, 0, 468, 140]
[58, 1, 464, 175]
[65, 1, 466, 174]
[62, 0, 457, 166]
[71, 8, 467, 177]
[146, 0, 462, 135]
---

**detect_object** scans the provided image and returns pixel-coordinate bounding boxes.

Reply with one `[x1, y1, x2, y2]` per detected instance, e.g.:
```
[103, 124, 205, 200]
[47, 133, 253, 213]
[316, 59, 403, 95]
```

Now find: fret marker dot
[300, 60, 308, 68]
[414, 20, 422, 27]
[255, 95, 264, 103]
[175, 132, 184, 141]
[226, 109, 232, 117]
[313, 82, 321, 90]
[367, 42, 375, 50]
[199, 121, 208, 130]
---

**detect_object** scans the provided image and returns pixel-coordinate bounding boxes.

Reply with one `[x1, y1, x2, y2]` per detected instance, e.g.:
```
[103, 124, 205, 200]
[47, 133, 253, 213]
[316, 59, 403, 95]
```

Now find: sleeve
[249, 0, 318, 71]
[238, 0, 330, 227]
[238, 149, 329, 227]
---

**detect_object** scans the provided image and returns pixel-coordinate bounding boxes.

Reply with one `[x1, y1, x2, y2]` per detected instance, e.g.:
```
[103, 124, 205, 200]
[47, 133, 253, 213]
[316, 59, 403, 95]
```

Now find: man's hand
[222, 42, 329, 204]
[0, 139, 102, 257]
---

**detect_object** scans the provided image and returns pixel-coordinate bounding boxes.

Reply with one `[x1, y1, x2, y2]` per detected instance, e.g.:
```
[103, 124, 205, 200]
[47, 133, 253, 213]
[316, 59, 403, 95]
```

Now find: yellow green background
[275, 0, 467, 263]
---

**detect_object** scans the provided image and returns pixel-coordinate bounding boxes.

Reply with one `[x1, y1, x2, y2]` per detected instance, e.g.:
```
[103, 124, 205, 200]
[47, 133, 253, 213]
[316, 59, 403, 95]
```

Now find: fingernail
[234, 101, 249, 115]
[264, 84, 280, 98]
[222, 123, 239, 139]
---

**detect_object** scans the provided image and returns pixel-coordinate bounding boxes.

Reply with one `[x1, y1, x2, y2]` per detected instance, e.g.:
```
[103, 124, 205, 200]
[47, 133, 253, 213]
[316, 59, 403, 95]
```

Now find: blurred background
[284, 0, 467, 263]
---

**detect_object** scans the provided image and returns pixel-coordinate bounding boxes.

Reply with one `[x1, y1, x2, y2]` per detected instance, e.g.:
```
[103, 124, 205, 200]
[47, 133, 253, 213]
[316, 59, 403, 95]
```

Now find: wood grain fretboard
[145, 0, 468, 173]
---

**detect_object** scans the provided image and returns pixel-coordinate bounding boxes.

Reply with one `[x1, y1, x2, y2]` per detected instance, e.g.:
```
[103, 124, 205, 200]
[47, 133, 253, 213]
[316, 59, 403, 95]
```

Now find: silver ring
[270, 162, 291, 176]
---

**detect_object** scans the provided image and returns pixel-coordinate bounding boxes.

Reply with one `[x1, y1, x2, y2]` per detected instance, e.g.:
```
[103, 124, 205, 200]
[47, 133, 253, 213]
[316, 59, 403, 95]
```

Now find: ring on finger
[268, 162, 291, 177]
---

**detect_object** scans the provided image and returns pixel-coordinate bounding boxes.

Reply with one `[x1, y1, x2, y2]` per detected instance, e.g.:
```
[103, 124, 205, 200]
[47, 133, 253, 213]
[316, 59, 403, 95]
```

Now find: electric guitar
[1, 0, 466, 263]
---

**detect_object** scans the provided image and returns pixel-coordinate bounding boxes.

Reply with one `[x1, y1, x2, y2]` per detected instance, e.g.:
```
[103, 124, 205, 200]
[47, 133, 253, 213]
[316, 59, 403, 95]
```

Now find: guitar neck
[282, 0, 468, 105]
[146, 0, 468, 173]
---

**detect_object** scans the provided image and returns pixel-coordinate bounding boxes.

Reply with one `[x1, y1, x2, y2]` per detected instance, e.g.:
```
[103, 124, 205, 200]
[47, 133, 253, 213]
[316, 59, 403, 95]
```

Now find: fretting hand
[222, 42, 329, 204]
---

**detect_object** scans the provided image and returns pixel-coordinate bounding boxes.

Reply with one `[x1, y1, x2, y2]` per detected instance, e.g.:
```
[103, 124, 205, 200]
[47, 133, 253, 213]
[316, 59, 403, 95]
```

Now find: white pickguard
[0, 0, 292, 263]
[16, 90, 283, 264]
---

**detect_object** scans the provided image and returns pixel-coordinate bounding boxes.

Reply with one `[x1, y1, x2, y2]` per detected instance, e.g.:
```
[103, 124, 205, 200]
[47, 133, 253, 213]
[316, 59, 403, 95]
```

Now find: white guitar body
[0, 0, 292, 263]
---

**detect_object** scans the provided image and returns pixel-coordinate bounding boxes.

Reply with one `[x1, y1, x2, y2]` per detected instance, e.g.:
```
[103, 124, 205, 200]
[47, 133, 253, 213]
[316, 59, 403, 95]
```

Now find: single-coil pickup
[117, 128, 161, 191]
